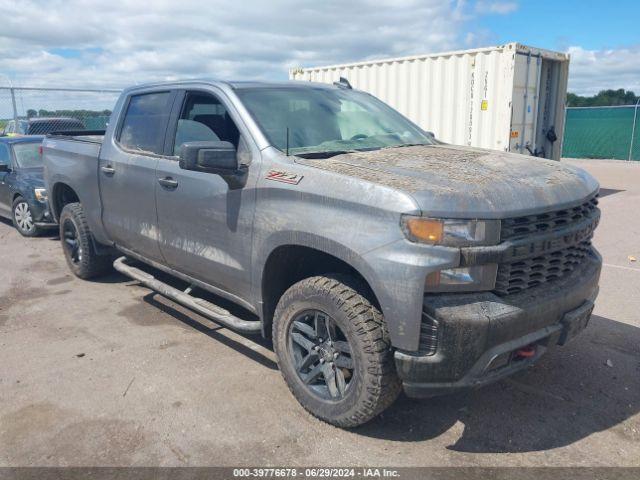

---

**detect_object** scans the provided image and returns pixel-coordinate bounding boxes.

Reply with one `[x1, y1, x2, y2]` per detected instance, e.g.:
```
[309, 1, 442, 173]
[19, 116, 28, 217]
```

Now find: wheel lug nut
[333, 352, 339, 358]
[313, 346, 319, 351]
[318, 338, 323, 343]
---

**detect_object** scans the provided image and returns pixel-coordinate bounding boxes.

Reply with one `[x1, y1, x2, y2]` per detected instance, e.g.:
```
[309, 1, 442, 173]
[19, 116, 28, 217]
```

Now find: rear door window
[118, 92, 173, 154]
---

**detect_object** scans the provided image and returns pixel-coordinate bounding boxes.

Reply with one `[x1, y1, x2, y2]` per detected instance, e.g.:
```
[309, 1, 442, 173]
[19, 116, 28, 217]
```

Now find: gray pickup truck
[43, 79, 601, 427]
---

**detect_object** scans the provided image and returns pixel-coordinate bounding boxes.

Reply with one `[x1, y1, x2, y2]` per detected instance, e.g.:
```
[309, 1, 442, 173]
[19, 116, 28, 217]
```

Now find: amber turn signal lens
[404, 218, 444, 244]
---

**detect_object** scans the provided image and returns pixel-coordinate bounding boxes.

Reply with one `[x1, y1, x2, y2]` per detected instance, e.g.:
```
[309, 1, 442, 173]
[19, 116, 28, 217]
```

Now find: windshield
[13, 142, 42, 168]
[236, 87, 433, 156]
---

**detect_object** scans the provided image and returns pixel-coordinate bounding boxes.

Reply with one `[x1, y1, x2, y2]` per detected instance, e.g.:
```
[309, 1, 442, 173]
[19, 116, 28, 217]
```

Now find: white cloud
[0, 0, 509, 90]
[1, 0, 638, 117]
[567, 46, 640, 95]
[475, 1, 518, 15]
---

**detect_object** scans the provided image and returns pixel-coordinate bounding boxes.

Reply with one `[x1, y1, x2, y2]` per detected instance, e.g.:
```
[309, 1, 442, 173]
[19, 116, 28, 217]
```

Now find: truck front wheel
[59, 202, 112, 279]
[273, 275, 401, 427]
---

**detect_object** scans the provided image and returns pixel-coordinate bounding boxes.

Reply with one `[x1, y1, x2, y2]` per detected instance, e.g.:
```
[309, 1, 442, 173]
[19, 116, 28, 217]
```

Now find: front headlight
[34, 188, 48, 203]
[401, 216, 500, 247]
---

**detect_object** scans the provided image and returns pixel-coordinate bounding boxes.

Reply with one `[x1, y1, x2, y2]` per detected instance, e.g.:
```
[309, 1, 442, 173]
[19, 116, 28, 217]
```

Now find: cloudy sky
[0, 0, 638, 96]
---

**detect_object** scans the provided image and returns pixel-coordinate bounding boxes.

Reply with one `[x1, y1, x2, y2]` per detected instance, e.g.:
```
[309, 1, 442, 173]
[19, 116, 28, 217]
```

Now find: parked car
[0, 136, 56, 236]
[2, 117, 85, 136]
[43, 80, 601, 427]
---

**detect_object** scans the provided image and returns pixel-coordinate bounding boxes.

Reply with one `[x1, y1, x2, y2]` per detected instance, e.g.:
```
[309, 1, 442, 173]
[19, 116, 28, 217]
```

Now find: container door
[533, 58, 564, 159]
[509, 53, 542, 155]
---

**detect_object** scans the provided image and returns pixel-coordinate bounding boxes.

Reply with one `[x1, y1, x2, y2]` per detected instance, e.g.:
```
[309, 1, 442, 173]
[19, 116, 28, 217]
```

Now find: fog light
[425, 264, 498, 292]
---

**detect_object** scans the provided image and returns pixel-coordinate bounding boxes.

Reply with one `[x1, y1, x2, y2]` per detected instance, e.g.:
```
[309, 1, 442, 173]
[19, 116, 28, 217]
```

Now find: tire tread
[274, 274, 401, 428]
[59, 202, 111, 279]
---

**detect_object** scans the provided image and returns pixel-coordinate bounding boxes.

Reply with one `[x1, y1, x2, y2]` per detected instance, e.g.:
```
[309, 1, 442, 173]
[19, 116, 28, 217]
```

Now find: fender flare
[253, 230, 385, 312]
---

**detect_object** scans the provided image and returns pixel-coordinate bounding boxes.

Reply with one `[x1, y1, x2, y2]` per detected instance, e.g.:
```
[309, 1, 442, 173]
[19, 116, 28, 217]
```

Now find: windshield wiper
[295, 150, 353, 159]
[381, 142, 431, 150]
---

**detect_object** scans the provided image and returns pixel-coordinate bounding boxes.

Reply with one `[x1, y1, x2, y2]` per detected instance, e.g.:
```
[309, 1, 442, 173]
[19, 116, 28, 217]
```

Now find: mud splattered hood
[296, 145, 599, 218]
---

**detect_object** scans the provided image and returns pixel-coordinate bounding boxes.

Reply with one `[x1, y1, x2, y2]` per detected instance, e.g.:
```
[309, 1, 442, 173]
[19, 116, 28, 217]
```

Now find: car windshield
[13, 142, 42, 168]
[236, 86, 433, 157]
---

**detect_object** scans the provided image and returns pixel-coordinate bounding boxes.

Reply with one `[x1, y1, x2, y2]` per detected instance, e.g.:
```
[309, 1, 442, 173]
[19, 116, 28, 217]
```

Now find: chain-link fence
[0, 87, 121, 136]
[562, 104, 640, 161]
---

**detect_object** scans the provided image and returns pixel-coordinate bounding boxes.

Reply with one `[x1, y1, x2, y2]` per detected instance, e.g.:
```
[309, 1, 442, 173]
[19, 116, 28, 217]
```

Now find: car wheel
[273, 275, 401, 428]
[12, 197, 40, 237]
[59, 202, 112, 279]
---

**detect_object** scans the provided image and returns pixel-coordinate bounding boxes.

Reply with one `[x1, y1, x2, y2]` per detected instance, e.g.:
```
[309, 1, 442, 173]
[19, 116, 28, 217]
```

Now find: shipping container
[290, 43, 570, 160]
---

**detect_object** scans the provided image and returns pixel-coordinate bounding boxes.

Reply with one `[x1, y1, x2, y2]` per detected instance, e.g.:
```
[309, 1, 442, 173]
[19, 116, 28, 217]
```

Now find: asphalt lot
[0, 159, 638, 467]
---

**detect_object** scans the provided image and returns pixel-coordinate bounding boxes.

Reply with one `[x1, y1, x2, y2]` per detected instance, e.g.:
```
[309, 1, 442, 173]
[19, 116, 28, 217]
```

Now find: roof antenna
[333, 76, 352, 89]
[286, 127, 290, 156]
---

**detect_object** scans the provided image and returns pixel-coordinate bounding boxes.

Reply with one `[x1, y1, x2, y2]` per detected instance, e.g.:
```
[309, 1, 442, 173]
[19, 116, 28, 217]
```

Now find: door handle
[101, 165, 115, 175]
[158, 177, 178, 189]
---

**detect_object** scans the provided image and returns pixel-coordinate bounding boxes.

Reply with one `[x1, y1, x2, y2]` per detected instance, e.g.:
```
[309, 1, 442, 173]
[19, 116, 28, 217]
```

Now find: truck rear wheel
[59, 202, 112, 279]
[273, 275, 401, 427]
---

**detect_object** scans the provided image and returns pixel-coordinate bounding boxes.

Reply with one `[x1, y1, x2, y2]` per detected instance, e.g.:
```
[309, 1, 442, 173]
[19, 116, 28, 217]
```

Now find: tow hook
[515, 344, 536, 359]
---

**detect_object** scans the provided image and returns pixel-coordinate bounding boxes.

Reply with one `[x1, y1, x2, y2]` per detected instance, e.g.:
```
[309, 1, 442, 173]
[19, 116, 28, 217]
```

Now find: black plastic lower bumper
[30, 201, 57, 228]
[394, 252, 601, 398]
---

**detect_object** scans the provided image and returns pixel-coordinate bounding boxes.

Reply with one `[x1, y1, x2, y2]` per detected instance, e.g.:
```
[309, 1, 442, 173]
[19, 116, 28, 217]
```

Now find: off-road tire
[59, 202, 112, 279]
[12, 196, 40, 237]
[273, 275, 401, 427]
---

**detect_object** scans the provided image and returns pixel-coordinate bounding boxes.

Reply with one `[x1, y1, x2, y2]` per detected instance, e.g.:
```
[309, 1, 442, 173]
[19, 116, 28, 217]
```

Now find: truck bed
[43, 130, 106, 242]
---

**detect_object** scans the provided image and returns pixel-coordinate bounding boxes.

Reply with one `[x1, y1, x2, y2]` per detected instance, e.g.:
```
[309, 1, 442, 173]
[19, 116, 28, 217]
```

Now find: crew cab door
[155, 89, 259, 303]
[98, 90, 176, 262]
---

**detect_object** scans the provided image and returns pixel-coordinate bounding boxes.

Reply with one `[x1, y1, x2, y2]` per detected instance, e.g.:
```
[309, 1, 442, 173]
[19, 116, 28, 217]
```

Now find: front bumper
[394, 251, 601, 398]
[29, 200, 57, 228]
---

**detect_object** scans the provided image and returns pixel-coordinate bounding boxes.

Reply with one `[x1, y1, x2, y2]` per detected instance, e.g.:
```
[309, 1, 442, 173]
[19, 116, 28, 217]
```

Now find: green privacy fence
[562, 105, 640, 160]
[83, 115, 110, 130]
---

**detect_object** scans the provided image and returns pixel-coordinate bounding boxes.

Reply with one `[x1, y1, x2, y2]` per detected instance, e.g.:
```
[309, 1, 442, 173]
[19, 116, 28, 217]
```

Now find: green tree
[567, 89, 639, 107]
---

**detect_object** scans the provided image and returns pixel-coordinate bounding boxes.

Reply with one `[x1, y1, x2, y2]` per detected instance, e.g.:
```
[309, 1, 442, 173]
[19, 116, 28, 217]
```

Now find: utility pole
[10, 88, 18, 124]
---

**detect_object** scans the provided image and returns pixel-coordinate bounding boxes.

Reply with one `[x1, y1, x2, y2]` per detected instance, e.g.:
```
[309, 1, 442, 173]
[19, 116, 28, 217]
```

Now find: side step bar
[113, 256, 261, 333]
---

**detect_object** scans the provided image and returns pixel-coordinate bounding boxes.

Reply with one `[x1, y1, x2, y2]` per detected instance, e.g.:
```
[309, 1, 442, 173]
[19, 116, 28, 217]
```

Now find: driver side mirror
[0, 163, 9, 173]
[179, 141, 238, 174]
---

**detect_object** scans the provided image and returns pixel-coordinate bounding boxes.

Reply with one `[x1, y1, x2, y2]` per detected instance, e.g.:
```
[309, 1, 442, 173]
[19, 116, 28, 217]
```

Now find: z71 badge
[265, 169, 303, 185]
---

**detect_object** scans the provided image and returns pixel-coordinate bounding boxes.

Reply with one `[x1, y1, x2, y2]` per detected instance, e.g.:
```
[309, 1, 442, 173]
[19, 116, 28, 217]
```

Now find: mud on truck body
[43, 80, 601, 427]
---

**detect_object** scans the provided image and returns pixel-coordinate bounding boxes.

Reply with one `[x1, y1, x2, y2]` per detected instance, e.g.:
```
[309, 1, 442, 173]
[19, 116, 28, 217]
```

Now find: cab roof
[124, 79, 341, 93]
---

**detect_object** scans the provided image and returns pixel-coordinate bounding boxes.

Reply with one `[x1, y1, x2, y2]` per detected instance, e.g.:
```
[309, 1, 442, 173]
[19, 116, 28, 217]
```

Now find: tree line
[567, 89, 639, 107]
[26, 109, 112, 118]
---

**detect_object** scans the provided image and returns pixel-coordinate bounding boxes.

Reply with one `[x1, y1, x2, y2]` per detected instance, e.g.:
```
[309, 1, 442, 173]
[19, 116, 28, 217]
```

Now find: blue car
[0, 136, 56, 236]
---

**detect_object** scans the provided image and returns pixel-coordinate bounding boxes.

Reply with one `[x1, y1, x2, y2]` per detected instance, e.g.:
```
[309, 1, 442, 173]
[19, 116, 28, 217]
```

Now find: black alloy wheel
[62, 217, 82, 265]
[287, 309, 355, 400]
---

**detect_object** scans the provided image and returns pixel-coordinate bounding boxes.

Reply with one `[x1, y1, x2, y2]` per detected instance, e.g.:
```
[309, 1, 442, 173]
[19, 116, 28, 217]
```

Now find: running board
[113, 256, 261, 333]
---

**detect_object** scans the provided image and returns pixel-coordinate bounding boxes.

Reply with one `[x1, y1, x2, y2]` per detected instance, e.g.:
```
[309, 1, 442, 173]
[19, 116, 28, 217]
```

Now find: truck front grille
[501, 196, 599, 241]
[494, 240, 595, 296]
[492, 194, 600, 296]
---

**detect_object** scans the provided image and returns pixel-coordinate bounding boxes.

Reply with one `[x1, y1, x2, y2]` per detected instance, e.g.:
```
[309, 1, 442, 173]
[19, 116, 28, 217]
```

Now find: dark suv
[2, 117, 85, 136]
[0, 136, 56, 236]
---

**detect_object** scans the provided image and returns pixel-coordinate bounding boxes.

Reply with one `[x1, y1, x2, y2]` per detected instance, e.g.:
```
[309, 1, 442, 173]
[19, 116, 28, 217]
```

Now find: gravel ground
[0, 159, 638, 467]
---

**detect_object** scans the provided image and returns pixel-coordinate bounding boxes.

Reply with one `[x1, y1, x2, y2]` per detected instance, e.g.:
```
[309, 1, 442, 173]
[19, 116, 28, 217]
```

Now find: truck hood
[296, 145, 599, 218]
[17, 167, 45, 187]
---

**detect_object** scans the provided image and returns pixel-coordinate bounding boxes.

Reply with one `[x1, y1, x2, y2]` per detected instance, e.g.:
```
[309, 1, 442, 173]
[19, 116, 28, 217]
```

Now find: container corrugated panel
[290, 43, 569, 160]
